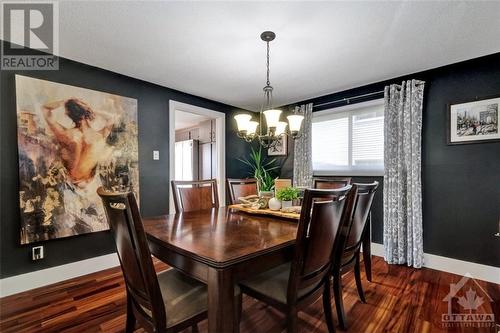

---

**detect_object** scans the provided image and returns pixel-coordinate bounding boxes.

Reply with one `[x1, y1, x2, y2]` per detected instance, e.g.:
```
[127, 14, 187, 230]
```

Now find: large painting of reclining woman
[15, 75, 139, 244]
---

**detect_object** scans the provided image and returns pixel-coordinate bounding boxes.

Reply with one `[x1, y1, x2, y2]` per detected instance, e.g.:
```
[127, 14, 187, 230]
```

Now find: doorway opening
[169, 100, 226, 214]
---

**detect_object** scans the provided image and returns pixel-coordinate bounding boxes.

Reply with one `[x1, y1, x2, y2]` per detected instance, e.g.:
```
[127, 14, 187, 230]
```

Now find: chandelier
[234, 31, 304, 148]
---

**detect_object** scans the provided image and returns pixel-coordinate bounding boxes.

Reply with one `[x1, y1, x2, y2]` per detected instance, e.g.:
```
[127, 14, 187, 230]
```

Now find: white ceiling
[21, 2, 500, 110]
[175, 110, 210, 130]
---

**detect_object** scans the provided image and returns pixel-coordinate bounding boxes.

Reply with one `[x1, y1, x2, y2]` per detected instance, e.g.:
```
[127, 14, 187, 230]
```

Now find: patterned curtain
[383, 80, 425, 268]
[293, 103, 313, 187]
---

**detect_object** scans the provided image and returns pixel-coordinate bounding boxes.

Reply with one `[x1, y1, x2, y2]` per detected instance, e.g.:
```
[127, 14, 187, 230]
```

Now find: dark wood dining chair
[171, 179, 219, 213]
[226, 178, 258, 204]
[313, 177, 352, 189]
[97, 187, 208, 333]
[274, 178, 292, 193]
[313, 177, 374, 282]
[239, 186, 357, 333]
[331, 181, 379, 330]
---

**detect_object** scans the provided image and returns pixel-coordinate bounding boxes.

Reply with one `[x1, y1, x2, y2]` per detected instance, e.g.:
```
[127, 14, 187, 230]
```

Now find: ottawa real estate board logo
[1, 1, 59, 70]
[441, 273, 495, 329]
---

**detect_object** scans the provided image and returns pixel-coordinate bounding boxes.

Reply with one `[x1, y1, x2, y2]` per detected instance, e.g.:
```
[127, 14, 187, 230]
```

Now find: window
[312, 99, 384, 176]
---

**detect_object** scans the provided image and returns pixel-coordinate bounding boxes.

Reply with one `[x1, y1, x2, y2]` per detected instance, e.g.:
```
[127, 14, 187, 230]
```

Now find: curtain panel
[383, 79, 425, 268]
[293, 103, 313, 188]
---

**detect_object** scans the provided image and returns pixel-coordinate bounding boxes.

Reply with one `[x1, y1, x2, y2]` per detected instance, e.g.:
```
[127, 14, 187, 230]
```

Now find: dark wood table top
[143, 206, 298, 268]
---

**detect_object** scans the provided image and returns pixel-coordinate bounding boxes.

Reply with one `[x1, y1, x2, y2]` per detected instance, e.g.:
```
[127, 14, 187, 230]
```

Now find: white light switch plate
[153, 150, 160, 160]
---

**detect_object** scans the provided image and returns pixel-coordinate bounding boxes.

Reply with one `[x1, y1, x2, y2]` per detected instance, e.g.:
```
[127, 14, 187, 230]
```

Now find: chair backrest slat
[227, 178, 258, 204]
[97, 187, 166, 328]
[302, 200, 340, 275]
[274, 178, 292, 194]
[287, 186, 356, 303]
[313, 177, 352, 190]
[171, 179, 219, 213]
[343, 182, 379, 259]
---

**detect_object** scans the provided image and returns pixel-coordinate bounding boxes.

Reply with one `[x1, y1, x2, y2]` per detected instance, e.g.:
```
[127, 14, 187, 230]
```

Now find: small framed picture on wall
[447, 95, 500, 145]
[268, 135, 288, 156]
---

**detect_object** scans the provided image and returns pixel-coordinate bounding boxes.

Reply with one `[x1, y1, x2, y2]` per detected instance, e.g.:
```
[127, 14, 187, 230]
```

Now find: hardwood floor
[1, 256, 498, 333]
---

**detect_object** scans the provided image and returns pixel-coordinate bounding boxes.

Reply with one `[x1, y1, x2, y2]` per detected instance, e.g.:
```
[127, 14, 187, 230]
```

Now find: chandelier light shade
[234, 114, 252, 133]
[276, 121, 288, 136]
[234, 31, 304, 148]
[263, 109, 282, 129]
[287, 114, 305, 135]
[246, 121, 259, 136]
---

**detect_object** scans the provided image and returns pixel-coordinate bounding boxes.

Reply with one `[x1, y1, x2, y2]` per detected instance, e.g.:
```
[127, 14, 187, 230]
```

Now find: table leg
[362, 213, 372, 282]
[207, 267, 236, 333]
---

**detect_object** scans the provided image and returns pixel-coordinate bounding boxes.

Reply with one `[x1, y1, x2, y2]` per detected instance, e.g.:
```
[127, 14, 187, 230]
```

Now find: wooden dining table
[143, 206, 298, 333]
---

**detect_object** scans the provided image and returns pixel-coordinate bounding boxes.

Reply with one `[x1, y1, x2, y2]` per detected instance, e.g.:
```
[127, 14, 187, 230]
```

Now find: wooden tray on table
[228, 204, 300, 221]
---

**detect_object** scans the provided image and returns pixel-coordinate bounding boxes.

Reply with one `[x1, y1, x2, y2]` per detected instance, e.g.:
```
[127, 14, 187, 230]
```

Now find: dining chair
[274, 178, 292, 193]
[313, 176, 375, 282]
[239, 185, 357, 333]
[331, 181, 379, 330]
[171, 179, 219, 213]
[313, 177, 352, 189]
[97, 187, 208, 333]
[226, 178, 258, 204]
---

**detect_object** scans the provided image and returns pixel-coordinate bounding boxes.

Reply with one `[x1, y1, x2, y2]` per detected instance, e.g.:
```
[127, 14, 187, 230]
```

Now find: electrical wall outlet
[153, 150, 160, 160]
[32, 246, 44, 260]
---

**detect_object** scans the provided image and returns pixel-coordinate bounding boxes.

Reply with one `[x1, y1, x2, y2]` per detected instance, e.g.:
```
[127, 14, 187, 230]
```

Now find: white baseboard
[0, 253, 119, 298]
[369, 242, 500, 284]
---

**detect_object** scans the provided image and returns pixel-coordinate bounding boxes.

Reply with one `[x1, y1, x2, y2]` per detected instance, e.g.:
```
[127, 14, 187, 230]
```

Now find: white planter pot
[281, 200, 292, 209]
[258, 191, 273, 209]
[268, 197, 281, 211]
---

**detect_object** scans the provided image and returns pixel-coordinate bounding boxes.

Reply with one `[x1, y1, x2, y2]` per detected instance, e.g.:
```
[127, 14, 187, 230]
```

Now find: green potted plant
[276, 186, 299, 209]
[238, 147, 279, 197]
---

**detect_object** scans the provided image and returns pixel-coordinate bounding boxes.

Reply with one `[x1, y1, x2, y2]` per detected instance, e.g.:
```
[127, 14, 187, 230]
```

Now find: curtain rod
[313, 90, 384, 109]
[312, 81, 425, 109]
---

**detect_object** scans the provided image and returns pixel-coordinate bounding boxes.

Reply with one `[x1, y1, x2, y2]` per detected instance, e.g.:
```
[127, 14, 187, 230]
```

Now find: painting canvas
[268, 135, 288, 156]
[448, 96, 500, 144]
[15, 75, 139, 244]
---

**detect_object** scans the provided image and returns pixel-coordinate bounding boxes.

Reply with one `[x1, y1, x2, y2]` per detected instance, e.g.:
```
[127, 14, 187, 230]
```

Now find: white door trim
[169, 100, 226, 214]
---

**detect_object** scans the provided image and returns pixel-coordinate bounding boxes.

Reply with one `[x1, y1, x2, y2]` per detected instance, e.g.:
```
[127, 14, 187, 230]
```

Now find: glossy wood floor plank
[1, 257, 498, 333]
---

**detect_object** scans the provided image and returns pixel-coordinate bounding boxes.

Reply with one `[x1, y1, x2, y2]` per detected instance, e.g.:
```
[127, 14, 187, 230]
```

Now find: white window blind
[312, 99, 384, 176]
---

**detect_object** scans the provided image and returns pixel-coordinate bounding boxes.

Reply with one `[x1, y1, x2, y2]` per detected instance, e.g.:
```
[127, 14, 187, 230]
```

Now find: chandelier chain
[266, 41, 270, 87]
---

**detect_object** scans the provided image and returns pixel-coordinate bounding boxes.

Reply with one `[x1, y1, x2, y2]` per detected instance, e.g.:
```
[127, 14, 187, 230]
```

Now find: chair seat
[142, 268, 208, 328]
[341, 251, 354, 266]
[239, 263, 319, 304]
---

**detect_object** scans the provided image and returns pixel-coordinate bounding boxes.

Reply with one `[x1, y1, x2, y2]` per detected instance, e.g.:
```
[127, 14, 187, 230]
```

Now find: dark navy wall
[279, 53, 500, 267]
[2, 43, 499, 279]
[0, 40, 252, 278]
